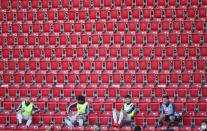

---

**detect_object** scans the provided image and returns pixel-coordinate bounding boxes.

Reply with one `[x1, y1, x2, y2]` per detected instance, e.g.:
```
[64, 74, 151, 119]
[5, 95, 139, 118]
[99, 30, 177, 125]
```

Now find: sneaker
[73, 121, 79, 127]
[158, 121, 163, 127]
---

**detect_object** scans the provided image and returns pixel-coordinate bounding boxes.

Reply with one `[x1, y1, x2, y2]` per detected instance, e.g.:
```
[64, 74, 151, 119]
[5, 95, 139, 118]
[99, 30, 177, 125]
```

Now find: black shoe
[169, 122, 176, 127]
[158, 121, 163, 127]
[74, 121, 79, 127]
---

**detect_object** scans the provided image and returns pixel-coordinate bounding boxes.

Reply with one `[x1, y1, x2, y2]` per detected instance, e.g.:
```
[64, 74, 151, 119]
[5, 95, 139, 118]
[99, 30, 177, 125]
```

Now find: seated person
[159, 95, 181, 127]
[16, 96, 40, 127]
[201, 120, 207, 131]
[64, 95, 90, 127]
[112, 95, 135, 127]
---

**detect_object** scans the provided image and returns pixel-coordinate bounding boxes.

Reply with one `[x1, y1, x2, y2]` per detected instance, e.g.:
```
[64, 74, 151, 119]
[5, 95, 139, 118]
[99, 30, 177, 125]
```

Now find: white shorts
[125, 115, 132, 121]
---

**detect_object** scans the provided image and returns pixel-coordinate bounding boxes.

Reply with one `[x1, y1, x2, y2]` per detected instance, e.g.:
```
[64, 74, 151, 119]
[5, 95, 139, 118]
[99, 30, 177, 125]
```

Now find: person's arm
[66, 103, 77, 114]
[172, 103, 180, 117]
[160, 104, 164, 114]
[78, 104, 90, 116]
[125, 103, 135, 114]
[32, 104, 40, 114]
[16, 103, 22, 112]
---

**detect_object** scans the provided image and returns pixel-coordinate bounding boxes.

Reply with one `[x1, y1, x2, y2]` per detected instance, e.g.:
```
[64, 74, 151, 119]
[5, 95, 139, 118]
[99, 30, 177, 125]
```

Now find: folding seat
[170, 31, 179, 44]
[70, 32, 80, 45]
[39, 58, 49, 71]
[198, 103, 207, 112]
[187, 6, 196, 18]
[25, 71, 34, 83]
[140, 19, 149, 31]
[94, 57, 105, 71]
[99, 44, 109, 57]
[174, 57, 183, 70]
[79, 71, 90, 83]
[33, 45, 43, 58]
[96, 19, 105, 32]
[117, 57, 128, 71]
[27, 9, 37, 21]
[201, 88, 207, 98]
[114, 31, 123, 44]
[192, 31, 202, 44]
[83, 57, 93, 70]
[151, 18, 160, 31]
[110, 7, 119, 19]
[132, 7, 141, 19]
[140, 57, 150, 70]
[54, 20, 64, 33]
[109, 44, 119, 57]
[159, 70, 169, 83]
[176, 6, 186, 18]
[48, 33, 59, 46]
[122, 44, 131, 57]
[161, 18, 171, 31]
[51, 58, 61, 71]
[2, 21, 11, 33]
[177, 88, 187, 98]
[28, 33, 39, 46]
[170, 70, 181, 83]
[72, 57, 83, 71]
[2, 46, 11, 58]
[79, 8, 88, 20]
[35, 71, 46, 83]
[180, 31, 191, 44]
[8, 58, 18, 71]
[37, 9, 47, 21]
[195, 118, 205, 126]
[186, 103, 196, 112]
[136, 70, 146, 83]
[185, 57, 196, 70]
[174, 103, 184, 112]
[199, 6, 207, 18]
[106, 19, 116, 32]
[200, 45, 207, 57]
[81, 33, 90, 45]
[64, 20, 74, 33]
[46, 71, 57, 84]
[85, 20, 94, 32]
[165, 6, 175, 19]
[89, 7, 99, 20]
[0, 33, 6, 46]
[6, 9, 16, 21]
[17, 33, 26, 46]
[74, 20, 84, 33]
[195, 19, 205, 31]
[68, 70, 79, 84]
[150, 57, 161, 70]
[123, 71, 134, 84]
[173, 18, 183, 31]
[102, 71, 113, 84]
[179, 0, 188, 6]
[182, 70, 193, 83]
[121, 7, 131, 19]
[113, 71, 124, 84]
[143, 6, 153, 19]
[158, 31, 168, 44]
[43, 20, 53, 33]
[118, 19, 128, 32]
[147, 71, 157, 83]
[57, 71, 68, 83]
[136, 31, 146, 45]
[48, 8, 58, 21]
[162, 57, 173, 70]
[32, 21, 42, 34]
[147, 32, 158, 44]
[100, 6, 110, 20]
[105, 57, 116, 71]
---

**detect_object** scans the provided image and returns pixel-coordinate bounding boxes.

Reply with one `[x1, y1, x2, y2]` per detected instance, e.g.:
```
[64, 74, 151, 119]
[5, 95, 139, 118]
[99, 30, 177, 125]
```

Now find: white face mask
[201, 125, 206, 130]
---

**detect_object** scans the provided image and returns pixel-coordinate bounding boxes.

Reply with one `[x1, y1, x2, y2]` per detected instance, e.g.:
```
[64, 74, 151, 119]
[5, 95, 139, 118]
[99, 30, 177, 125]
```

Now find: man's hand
[32, 111, 35, 115]
[21, 108, 25, 112]
[76, 115, 83, 119]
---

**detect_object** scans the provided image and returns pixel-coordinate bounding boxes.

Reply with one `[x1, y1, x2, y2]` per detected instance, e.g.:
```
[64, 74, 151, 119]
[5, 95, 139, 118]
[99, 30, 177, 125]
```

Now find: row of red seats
[1, 45, 207, 58]
[1, 0, 207, 9]
[1, 32, 206, 46]
[0, 6, 207, 21]
[1, 19, 207, 34]
[1, 57, 206, 71]
[1, 70, 206, 84]
[1, 84, 206, 98]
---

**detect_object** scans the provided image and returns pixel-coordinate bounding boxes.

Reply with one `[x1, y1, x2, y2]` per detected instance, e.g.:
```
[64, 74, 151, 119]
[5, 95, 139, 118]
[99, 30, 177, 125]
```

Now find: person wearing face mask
[158, 95, 181, 127]
[16, 96, 40, 127]
[201, 120, 207, 131]
[112, 95, 135, 127]
[64, 95, 90, 127]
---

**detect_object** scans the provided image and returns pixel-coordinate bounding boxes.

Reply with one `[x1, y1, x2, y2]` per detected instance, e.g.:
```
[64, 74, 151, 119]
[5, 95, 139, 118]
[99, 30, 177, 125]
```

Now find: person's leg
[118, 110, 128, 124]
[65, 115, 77, 126]
[112, 109, 120, 124]
[16, 112, 23, 124]
[169, 116, 176, 126]
[158, 114, 166, 127]
[26, 115, 32, 127]
[77, 118, 83, 126]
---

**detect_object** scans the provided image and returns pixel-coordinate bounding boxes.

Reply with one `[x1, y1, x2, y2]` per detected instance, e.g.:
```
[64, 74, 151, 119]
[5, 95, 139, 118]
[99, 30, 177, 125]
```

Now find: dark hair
[125, 95, 131, 99]
[76, 95, 85, 101]
[163, 95, 169, 99]
[25, 95, 31, 98]
[134, 126, 141, 131]
[202, 120, 207, 124]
